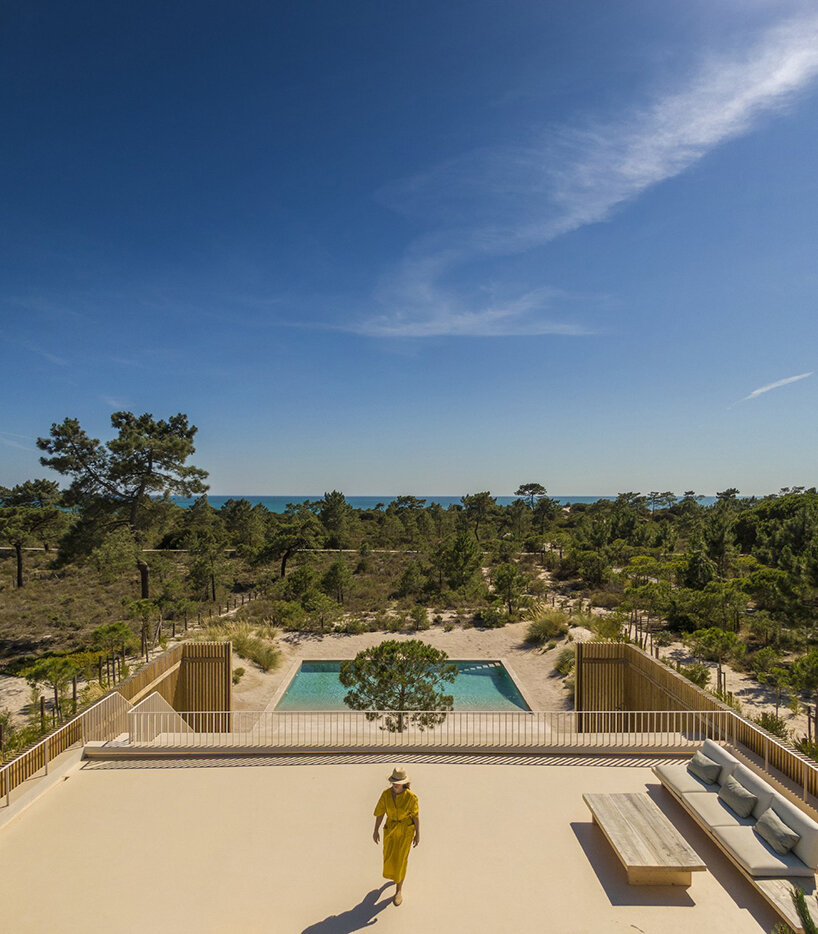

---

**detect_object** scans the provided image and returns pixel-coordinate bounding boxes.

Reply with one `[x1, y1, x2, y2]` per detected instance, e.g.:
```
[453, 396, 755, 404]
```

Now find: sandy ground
[660, 641, 812, 741]
[0, 754, 782, 933]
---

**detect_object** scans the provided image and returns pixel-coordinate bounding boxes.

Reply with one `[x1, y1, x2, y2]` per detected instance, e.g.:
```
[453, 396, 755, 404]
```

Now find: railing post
[764, 735, 769, 773]
[44, 738, 49, 776]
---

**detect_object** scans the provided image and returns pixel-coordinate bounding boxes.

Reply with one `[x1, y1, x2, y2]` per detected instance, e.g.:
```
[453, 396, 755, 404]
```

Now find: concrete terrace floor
[0, 754, 783, 934]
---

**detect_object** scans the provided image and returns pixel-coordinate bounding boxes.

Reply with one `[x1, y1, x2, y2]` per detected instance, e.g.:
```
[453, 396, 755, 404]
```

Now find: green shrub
[246, 641, 281, 672]
[555, 647, 575, 676]
[677, 662, 710, 689]
[373, 610, 390, 631]
[270, 600, 306, 630]
[588, 590, 622, 609]
[232, 666, 245, 685]
[338, 618, 367, 635]
[411, 606, 430, 631]
[474, 605, 507, 628]
[527, 578, 549, 597]
[546, 640, 556, 650]
[525, 606, 570, 644]
[589, 614, 624, 641]
[751, 711, 789, 741]
[443, 621, 455, 632]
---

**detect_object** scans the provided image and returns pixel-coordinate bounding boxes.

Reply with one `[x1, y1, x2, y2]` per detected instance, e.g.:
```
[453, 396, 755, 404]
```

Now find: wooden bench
[583, 792, 707, 886]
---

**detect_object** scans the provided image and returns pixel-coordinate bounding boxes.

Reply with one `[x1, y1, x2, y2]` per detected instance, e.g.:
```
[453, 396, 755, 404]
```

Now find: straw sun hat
[388, 766, 410, 784]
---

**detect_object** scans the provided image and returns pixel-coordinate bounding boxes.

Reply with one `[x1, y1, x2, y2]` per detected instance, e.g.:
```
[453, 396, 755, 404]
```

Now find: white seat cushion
[655, 763, 717, 796]
[713, 825, 814, 877]
[683, 790, 755, 828]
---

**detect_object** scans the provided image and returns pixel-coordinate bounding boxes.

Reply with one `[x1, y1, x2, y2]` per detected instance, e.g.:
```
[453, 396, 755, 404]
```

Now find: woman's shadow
[301, 884, 393, 933]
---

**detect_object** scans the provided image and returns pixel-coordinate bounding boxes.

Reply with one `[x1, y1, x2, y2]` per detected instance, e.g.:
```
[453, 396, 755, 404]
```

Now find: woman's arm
[412, 816, 420, 847]
[373, 814, 384, 844]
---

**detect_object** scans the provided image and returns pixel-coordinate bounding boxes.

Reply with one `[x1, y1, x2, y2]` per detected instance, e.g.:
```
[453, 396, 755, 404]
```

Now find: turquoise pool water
[275, 660, 530, 712]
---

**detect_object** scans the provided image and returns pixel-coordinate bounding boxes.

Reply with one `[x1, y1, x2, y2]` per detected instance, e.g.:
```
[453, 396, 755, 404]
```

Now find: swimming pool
[274, 659, 531, 712]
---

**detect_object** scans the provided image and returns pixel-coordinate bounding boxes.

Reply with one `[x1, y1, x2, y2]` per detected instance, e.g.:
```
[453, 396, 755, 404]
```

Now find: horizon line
[176, 491, 731, 499]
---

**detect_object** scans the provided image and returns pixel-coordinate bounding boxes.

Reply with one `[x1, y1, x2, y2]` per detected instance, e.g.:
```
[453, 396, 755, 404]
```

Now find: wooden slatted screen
[577, 642, 818, 800]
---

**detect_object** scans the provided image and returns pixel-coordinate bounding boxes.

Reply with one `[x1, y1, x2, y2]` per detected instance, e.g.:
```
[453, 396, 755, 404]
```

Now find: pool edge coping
[268, 656, 535, 713]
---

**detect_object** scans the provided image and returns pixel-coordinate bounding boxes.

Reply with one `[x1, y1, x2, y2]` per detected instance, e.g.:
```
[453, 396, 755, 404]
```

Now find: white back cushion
[770, 795, 818, 869]
[731, 763, 775, 818]
[701, 739, 740, 785]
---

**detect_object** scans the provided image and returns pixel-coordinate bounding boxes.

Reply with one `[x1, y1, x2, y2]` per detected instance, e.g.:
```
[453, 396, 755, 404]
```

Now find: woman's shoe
[393, 892, 403, 906]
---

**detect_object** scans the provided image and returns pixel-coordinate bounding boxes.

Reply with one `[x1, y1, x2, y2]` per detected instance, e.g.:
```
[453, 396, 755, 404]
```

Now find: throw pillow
[755, 808, 801, 855]
[717, 774, 758, 818]
[687, 750, 722, 784]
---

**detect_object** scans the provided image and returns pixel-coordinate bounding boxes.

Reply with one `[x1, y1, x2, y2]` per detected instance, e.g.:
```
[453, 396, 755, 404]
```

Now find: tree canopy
[36, 411, 208, 597]
[339, 639, 456, 732]
[37, 412, 208, 527]
[0, 479, 67, 587]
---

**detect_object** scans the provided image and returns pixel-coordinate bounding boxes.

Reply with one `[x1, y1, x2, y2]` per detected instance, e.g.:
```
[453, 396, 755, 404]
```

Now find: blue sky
[2, 1, 818, 496]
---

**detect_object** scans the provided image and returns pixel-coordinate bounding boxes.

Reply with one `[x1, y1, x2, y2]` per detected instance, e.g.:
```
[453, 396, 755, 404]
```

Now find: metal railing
[0, 692, 130, 806]
[126, 708, 735, 751]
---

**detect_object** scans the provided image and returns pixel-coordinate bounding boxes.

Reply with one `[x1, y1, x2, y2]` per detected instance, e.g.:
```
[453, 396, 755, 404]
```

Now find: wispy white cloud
[359, 287, 595, 338]
[101, 395, 128, 410]
[7, 295, 89, 322]
[355, 11, 818, 338]
[0, 431, 36, 452]
[739, 371, 813, 403]
[22, 341, 70, 367]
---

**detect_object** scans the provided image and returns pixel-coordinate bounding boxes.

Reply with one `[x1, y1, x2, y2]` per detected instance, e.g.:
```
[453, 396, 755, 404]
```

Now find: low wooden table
[583, 792, 706, 886]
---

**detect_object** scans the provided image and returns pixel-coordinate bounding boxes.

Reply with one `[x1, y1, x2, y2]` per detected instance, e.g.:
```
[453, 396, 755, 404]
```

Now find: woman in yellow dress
[372, 766, 420, 906]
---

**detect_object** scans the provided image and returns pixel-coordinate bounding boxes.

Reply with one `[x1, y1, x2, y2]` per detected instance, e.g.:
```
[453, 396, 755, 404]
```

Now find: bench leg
[627, 868, 693, 886]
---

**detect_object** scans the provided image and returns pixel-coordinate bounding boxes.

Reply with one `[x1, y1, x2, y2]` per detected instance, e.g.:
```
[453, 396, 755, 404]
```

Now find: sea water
[170, 494, 718, 511]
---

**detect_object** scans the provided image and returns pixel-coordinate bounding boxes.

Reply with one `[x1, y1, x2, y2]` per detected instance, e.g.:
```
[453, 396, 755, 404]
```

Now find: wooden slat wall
[115, 644, 184, 703]
[577, 642, 818, 799]
[174, 642, 232, 727]
[113, 642, 232, 711]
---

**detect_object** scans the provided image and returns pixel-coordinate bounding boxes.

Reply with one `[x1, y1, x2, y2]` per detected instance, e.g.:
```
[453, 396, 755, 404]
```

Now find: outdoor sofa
[653, 738, 818, 931]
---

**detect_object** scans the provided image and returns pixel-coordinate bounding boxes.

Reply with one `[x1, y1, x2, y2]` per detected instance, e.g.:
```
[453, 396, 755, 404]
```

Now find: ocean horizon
[170, 494, 720, 511]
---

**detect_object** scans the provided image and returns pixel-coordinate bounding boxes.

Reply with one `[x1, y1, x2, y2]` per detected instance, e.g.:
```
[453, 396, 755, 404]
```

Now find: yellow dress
[374, 788, 418, 883]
